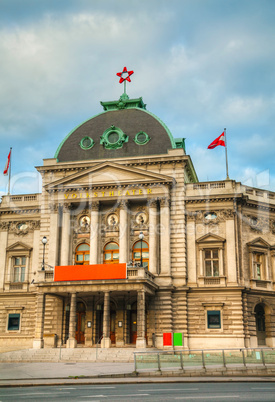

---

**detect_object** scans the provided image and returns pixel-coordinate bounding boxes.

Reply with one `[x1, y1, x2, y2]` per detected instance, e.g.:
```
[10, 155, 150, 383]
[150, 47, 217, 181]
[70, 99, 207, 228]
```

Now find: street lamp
[41, 236, 47, 271]
[139, 231, 144, 267]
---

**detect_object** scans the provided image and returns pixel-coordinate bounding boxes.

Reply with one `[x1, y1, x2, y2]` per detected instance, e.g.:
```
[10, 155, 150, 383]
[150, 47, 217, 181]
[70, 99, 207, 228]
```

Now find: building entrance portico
[33, 277, 156, 349]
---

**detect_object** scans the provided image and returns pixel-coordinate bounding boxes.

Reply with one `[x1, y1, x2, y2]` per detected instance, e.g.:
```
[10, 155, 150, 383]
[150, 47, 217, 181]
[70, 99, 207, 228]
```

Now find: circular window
[134, 131, 150, 145]
[100, 125, 128, 149]
[80, 136, 94, 150]
[108, 132, 119, 144]
[17, 223, 28, 230]
[204, 212, 217, 220]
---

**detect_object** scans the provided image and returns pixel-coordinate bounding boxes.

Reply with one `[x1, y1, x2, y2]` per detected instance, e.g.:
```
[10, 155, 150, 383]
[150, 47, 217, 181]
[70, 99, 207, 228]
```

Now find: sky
[0, 0, 274, 196]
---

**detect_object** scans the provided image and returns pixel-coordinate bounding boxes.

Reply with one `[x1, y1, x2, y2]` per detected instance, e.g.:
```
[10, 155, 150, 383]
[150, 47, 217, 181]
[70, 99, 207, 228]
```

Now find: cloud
[0, 0, 274, 194]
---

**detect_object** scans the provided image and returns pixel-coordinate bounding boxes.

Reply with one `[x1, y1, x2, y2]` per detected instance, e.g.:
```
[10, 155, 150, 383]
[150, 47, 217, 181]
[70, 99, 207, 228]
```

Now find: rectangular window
[204, 249, 219, 277]
[254, 253, 264, 280]
[13, 257, 26, 282]
[8, 313, 20, 330]
[207, 310, 221, 329]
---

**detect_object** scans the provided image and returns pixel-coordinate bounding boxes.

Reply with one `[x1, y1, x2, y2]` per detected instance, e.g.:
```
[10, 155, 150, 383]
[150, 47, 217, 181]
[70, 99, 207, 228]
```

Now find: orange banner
[54, 263, 127, 282]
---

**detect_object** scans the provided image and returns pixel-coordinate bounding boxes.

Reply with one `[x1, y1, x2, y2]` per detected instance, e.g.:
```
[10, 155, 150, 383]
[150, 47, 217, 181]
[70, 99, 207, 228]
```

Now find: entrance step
[0, 347, 154, 363]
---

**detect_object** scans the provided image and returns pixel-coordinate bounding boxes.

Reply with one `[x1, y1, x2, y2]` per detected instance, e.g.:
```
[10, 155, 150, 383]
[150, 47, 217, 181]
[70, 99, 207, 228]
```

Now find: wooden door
[75, 312, 85, 344]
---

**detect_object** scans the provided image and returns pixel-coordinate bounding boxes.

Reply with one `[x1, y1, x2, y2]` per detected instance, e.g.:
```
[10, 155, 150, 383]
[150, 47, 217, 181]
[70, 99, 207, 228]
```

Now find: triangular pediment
[6, 242, 33, 252]
[196, 233, 226, 243]
[45, 161, 174, 191]
[247, 237, 270, 249]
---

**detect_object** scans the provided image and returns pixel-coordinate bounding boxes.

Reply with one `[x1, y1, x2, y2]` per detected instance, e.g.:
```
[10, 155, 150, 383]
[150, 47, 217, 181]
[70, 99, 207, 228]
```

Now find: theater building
[0, 91, 275, 351]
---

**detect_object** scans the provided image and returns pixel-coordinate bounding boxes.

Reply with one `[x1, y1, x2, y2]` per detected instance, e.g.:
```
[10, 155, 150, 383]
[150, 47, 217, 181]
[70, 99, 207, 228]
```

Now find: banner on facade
[54, 263, 127, 281]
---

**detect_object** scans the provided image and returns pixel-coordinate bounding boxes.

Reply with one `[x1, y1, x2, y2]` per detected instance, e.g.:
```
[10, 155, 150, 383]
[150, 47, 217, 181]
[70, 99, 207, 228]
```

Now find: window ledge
[198, 276, 226, 286]
[250, 278, 272, 290]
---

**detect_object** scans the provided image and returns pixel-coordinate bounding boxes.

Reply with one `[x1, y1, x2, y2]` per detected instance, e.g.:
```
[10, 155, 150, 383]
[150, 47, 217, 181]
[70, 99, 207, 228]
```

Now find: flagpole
[8, 147, 12, 195]
[224, 128, 229, 180]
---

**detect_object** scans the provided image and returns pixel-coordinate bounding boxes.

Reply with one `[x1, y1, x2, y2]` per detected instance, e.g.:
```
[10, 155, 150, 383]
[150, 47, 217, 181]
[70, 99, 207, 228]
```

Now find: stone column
[0, 226, 8, 290]
[226, 218, 237, 285]
[60, 203, 72, 266]
[160, 198, 171, 275]
[33, 293, 46, 349]
[66, 292, 77, 348]
[149, 199, 158, 274]
[90, 201, 99, 264]
[101, 291, 111, 348]
[48, 203, 60, 268]
[136, 290, 147, 348]
[119, 201, 128, 264]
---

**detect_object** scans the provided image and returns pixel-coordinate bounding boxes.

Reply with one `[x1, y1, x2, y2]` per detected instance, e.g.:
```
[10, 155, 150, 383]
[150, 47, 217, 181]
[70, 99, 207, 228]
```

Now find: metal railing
[134, 347, 275, 372]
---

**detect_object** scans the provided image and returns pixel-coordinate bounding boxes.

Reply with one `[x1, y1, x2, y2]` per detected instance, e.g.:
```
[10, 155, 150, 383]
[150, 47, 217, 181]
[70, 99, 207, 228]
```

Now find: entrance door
[110, 311, 116, 344]
[255, 304, 266, 346]
[130, 310, 137, 344]
[75, 302, 86, 344]
[75, 312, 85, 344]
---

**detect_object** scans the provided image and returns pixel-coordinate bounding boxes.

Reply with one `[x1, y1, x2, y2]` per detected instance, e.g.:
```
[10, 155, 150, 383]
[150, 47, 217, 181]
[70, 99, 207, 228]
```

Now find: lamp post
[139, 231, 144, 267]
[41, 236, 47, 271]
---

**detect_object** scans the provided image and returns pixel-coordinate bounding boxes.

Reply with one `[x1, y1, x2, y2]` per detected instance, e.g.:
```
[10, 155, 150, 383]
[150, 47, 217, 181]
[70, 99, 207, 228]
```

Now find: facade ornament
[89, 201, 99, 211]
[63, 203, 73, 212]
[148, 198, 158, 208]
[0, 221, 10, 230]
[49, 203, 59, 213]
[159, 197, 170, 208]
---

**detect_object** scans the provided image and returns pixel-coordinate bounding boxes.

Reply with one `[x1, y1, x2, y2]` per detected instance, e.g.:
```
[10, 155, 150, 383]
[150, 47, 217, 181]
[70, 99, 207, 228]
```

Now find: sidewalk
[0, 362, 275, 387]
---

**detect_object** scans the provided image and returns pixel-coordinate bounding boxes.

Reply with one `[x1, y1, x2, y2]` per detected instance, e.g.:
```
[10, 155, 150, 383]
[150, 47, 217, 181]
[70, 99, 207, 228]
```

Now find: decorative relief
[107, 213, 119, 227]
[0, 221, 10, 230]
[8, 220, 40, 235]
[148, 198, 158, 208]
[186, 209, 235, 224]
[130, 207, 148, 233]
[244, 214, 269, 233]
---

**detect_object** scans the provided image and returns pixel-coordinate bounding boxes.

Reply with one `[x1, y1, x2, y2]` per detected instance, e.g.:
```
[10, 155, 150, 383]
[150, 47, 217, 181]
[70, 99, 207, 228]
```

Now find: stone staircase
[0, 347, 152, 363]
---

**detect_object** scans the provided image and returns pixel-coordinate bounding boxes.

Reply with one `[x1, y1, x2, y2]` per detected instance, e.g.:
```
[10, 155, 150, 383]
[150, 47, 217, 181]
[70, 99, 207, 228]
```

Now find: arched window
[103, 242, 119, 264]
[132, 241, 149, 268]
[75, 243, 90, 265]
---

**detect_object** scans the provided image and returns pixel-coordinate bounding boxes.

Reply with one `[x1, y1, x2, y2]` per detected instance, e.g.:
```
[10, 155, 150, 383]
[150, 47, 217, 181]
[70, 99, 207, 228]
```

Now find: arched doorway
[255, 304, 266, 346]
[75, 243, 90, 265]
[132, 240, 149, 268]
[75, 301, 86, 344]
[103, 242, 119, 264]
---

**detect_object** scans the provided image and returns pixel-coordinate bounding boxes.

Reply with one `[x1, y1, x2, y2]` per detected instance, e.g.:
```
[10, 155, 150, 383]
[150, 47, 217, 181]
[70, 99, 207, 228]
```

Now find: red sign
[163, 332, 173, 346]
[54, 263, 127, 282]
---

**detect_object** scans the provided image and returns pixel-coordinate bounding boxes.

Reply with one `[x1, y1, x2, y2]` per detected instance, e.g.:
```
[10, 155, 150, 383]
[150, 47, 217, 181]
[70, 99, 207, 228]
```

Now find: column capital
[119, 200, 129, 210]
[159, 197, 170, 208]
[49, 202, 59, 213]
[148, 198, 158, 208]
[63, 202, 73, 212]
[89, 201, 100, 211]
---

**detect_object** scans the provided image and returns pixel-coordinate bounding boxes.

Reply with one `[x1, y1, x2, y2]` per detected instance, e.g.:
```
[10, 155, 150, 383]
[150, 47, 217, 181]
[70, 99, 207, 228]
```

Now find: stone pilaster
[0, 228, 8, 290]
[33, 293, 46, 349]
[149, 199, 158, 274]
[48, 203, 59, 268]
[66, 292, 77, 348]
[119, 201, 128, 264]
[101, 291, 111, 348]
[89, 201, 99, 264]
[60, 203, 72, 266]
[160, 197, 171, 276]
[136, 290, 147, 348]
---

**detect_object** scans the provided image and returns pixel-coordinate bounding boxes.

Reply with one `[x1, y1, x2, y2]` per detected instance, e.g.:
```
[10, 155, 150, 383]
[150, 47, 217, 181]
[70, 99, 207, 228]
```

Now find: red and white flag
[207, 132, 225, 149]
[3, 149, 11, 175]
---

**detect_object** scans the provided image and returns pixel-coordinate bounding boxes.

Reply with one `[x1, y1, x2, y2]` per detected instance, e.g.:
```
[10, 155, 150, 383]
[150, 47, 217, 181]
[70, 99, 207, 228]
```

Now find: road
[0, 382, 275, 401]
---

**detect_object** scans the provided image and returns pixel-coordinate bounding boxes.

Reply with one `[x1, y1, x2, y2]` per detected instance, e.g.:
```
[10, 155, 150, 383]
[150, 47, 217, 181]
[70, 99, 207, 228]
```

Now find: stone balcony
[37, 264, 155, 284]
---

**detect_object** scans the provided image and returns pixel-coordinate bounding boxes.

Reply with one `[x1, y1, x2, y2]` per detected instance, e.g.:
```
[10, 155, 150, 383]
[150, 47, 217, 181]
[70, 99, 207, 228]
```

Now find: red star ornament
[116, 67, 134, 83]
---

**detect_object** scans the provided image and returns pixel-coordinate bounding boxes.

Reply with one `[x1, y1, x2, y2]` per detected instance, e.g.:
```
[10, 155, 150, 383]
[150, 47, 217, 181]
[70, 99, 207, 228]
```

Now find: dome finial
[116, 66, 134, 96]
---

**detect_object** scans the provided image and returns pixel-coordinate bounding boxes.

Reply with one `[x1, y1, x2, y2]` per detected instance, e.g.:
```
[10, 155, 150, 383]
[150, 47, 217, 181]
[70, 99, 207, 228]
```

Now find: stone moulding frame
[100, 125, 129, 150]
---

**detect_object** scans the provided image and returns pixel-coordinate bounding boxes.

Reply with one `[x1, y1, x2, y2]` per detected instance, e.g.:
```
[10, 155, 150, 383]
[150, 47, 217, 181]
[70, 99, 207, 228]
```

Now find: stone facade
[0, 94, 274, 351]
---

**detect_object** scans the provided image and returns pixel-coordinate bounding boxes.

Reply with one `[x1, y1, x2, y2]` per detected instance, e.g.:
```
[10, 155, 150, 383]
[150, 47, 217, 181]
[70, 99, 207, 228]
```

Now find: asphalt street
[1, 382, 275, 401]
